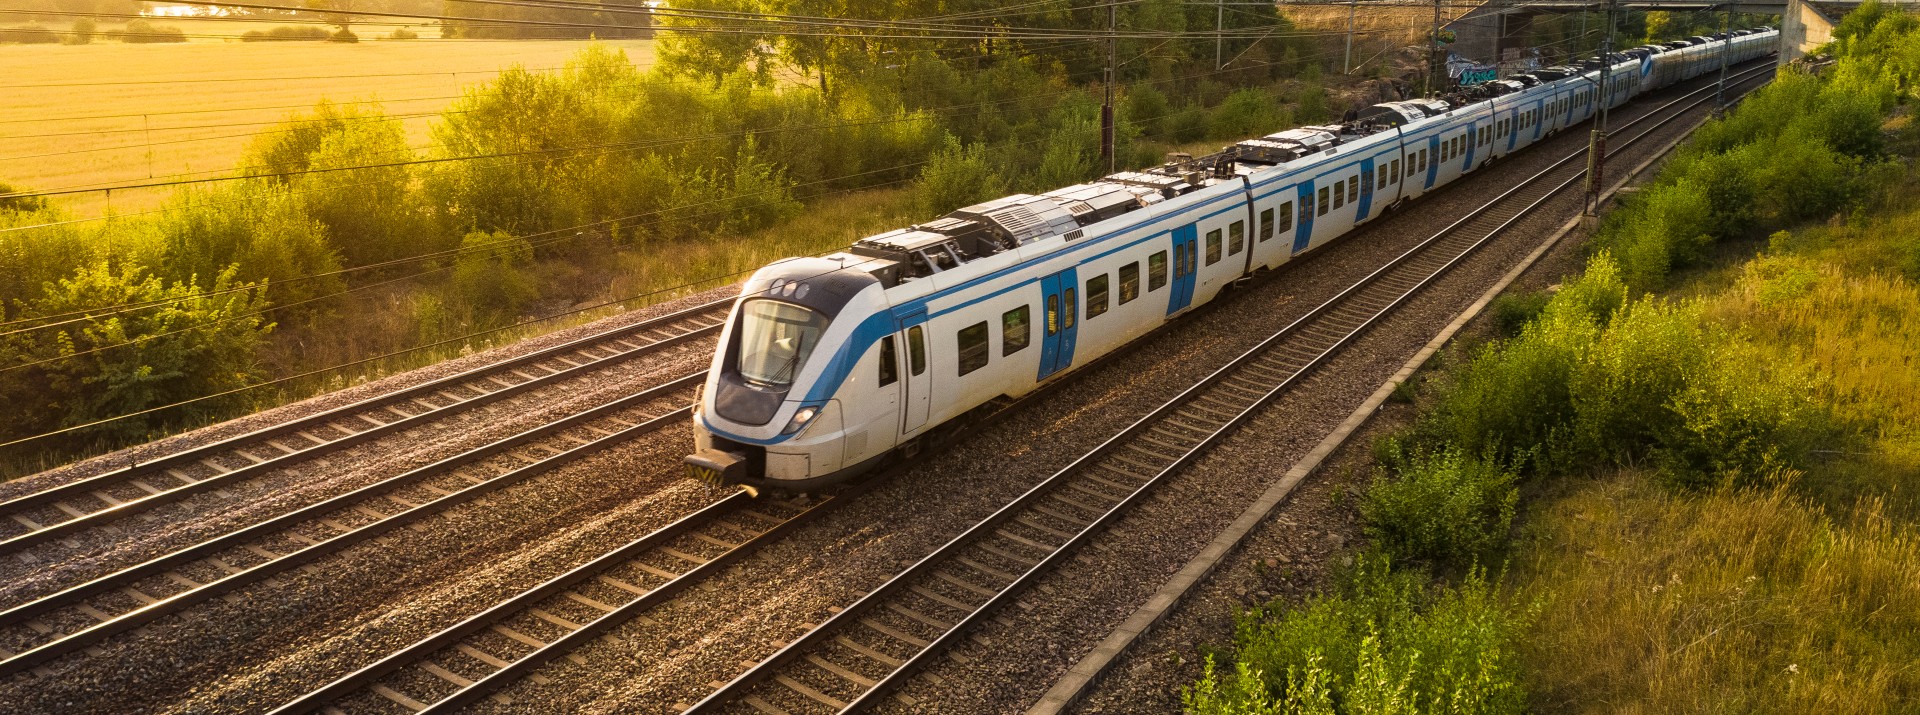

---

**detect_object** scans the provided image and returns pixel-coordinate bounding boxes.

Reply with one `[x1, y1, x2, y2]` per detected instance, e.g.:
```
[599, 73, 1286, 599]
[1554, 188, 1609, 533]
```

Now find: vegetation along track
[0, 298, 731, 555]
[681, 62, 1780, 715]
[0, 369, 701, 678]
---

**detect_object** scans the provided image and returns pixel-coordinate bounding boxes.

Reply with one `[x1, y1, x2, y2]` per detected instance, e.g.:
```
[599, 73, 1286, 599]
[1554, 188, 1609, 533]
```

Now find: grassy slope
[1509, 131, 1920, 715]
[0, 37, 654, 216]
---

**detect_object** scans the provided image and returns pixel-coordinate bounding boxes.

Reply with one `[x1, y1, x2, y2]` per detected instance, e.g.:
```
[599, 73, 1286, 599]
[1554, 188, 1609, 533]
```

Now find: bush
[328, 28, 358, 43]
[1, 25, 60, 44]
[450, 230, 538, 320]
[1362, 449, 1519, 565]
[119, 19, 186, 43]
[1488, 291, 1550, 338]
[241, 25, 331, 42]
[65, 18, 96, 45]
[912, 135, 1008, 217]
[1189, 556, 1526, 715]
[386, 26, 419, 40]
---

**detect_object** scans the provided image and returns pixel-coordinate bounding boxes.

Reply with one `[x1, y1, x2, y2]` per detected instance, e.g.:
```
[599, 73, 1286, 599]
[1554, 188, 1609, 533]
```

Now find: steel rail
[683, 60, 1779, 714]
[0, 373, 703, 678]
[0, 298, 733, 553]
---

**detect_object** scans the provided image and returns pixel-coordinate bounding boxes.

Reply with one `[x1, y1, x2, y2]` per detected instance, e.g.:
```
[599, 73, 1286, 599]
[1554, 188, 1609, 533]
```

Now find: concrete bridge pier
[1780, 0, 1837, 64]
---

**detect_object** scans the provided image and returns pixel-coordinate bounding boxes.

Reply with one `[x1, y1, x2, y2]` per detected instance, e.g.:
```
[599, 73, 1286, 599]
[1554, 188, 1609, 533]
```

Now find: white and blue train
[686, 28, 1779, 490]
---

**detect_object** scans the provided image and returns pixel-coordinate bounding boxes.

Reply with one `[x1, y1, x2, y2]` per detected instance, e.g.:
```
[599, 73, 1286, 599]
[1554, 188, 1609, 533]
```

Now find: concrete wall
[1780, 0, 1836, 64]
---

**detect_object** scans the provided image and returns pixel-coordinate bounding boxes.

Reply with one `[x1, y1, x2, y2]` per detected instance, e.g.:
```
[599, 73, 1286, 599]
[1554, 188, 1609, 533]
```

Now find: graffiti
[1445, 52, 1500, 86]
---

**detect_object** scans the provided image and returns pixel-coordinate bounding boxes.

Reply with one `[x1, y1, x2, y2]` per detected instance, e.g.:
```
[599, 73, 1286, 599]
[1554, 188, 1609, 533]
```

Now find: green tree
[449, 230, 538, 321]
[912, 135, 1009, 217]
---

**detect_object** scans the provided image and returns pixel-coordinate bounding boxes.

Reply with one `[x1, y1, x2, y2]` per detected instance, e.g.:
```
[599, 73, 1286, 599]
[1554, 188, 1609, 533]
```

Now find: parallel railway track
[0, 298, 731, 555]
[679, 62, 1780, 715]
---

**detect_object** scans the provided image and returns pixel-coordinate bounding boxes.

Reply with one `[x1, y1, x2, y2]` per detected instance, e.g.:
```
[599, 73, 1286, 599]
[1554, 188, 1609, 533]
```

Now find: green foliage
[385, 26, 419, 40]
[1210, 89, 1290, 141]
[1, 25, 59, 44]
[1189, 556, 1525, 715]
[261, 103, 437, 268]
[1488, 291, 1549, 338]
[241, 25, 332, 41]
[912, 135, 1009, 216]
[0, 263, 272, 444]
[118, 19, 187, 43]
[65, 18, 95, 45]
[1362, 449, 1518, 565]
[328, 28, 358, 43]
[450, 230, 538, 321]
[143, 182, 344, 319]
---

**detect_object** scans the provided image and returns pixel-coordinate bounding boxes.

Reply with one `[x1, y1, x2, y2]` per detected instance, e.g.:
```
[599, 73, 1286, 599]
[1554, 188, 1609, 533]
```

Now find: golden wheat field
[0, 33, 654, 216]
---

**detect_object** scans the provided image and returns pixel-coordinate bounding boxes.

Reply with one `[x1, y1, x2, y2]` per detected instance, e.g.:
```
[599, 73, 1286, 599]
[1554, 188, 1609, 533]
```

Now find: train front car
[684, 256, 890, 492]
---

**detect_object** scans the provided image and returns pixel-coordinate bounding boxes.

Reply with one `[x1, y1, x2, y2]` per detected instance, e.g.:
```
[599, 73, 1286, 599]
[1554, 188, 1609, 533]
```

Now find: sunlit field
[0, 34, 654, 216]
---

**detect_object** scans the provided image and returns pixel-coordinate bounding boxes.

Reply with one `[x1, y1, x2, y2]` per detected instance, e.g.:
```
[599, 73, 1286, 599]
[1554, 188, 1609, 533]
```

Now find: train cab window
[1259, 208, 1274, 241]
[1333, 181, 1345, 209]
[1148, 251, 1168, 290]
[1119, 263, 1140, 304]
[1003, 306, 1030, 356]
[1205, 229, 1222, 265]
[907, 326, 926, 376]
[1086, 274, 1110, 318]
[1280, 201, 1294, 230]
[1228, 220, 1244, 255]
[957, 322, 989, 376]
[878, 336, 898, 387]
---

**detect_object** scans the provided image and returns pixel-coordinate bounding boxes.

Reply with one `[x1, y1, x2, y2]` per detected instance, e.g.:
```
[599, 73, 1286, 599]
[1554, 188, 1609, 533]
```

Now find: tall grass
[1516, 475, 1920, 715]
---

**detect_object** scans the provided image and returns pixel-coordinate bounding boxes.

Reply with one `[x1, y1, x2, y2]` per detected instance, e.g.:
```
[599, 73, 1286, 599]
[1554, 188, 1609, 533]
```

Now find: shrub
[65, 18, 96, 45]
[328, 28, 358, 43]
[912, 135, 1008, 217]
[1488, 290, 1550, 338]
[1192, 556, 1526, 715]
[1, 25, 60, 44]
[119, 19, 186, 43]
[386, 26, 419, 40]
[450, 231, 538, 320]
[1362, 449, 1518, 565]
[241, 25, 331, 42]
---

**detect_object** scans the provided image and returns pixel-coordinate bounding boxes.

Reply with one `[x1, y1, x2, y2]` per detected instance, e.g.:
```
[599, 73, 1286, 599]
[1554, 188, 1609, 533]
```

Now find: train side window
[1063, 287, 1077, 330]
[1119, 263, 1139, 304]
[1228, 220, 1244, 255]
[1392, 159, 1401, 183]
[907, 326, 926, 376]
[1281, 201, 1294, 230]
[1259, 208, 1274, 241]
[1318, 186, 1330, 215]
[878, 336, 898, 387]
[1148, 251, 1167, 290]
[1348, 176, 1359, 200]
[1205, 229, 1222, 265]
[1420, 149, 1428, 170]
[1375, 166, 1386, 190]
[1045, 295, 1060, 336]
[1333, 181, 1344, 209]
[1003, 306, 1030, 356]
[1086, 274, 1110, 318]
[957, 322, 989, 376]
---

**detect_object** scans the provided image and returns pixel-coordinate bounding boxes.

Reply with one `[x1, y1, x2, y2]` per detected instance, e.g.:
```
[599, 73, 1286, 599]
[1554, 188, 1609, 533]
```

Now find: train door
[1167, 226, 1198, 314]
[1039, 268, 1081, 380]
[1355, 158, 1375, 222]
[899, 310, 931, 434]
[1291, 182, 1315, 254]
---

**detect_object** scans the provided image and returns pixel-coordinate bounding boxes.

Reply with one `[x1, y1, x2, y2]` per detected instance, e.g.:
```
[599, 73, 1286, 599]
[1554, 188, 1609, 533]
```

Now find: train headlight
[782, 406, 820, 435]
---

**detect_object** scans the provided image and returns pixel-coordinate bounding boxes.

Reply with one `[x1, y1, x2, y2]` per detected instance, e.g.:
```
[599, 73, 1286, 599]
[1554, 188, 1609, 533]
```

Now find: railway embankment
[1146, 11, 1920, 715]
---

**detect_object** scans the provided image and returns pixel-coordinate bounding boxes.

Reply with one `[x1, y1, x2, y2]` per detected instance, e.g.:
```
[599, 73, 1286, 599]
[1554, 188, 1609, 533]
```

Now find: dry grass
[1515, 474, 1920, 715]
[0, 36, 654, 216]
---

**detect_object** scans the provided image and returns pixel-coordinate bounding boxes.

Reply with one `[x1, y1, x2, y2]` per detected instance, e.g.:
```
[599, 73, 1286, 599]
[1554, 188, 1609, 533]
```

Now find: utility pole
[1344, 0, 1357, 74]
[1102, 0, 1116, 173]
[1216, 0, 1225, 68]
[1583, 0, 1616, 218]
[1427, 0, 1443, 96]
[1715, 0, 1733, 115]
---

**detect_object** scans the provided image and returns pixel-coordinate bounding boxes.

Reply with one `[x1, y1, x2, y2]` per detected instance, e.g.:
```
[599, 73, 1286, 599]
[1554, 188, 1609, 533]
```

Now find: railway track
[678, 62, 1780, 714]
[0, 373, 701, 678]
[0, 298, 732, 555]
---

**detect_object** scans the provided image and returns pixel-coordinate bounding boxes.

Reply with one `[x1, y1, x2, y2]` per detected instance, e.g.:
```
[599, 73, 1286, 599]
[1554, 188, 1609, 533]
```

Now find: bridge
[1435, 0, 1915, 67]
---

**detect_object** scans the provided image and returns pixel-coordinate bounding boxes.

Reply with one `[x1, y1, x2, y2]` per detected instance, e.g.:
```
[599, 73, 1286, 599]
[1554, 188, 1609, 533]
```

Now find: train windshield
[736, 299, 829, 388]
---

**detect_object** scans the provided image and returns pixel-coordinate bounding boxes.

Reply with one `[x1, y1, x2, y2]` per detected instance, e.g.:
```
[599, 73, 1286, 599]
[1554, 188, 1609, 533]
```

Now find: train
[684, 27, 1780, 491]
